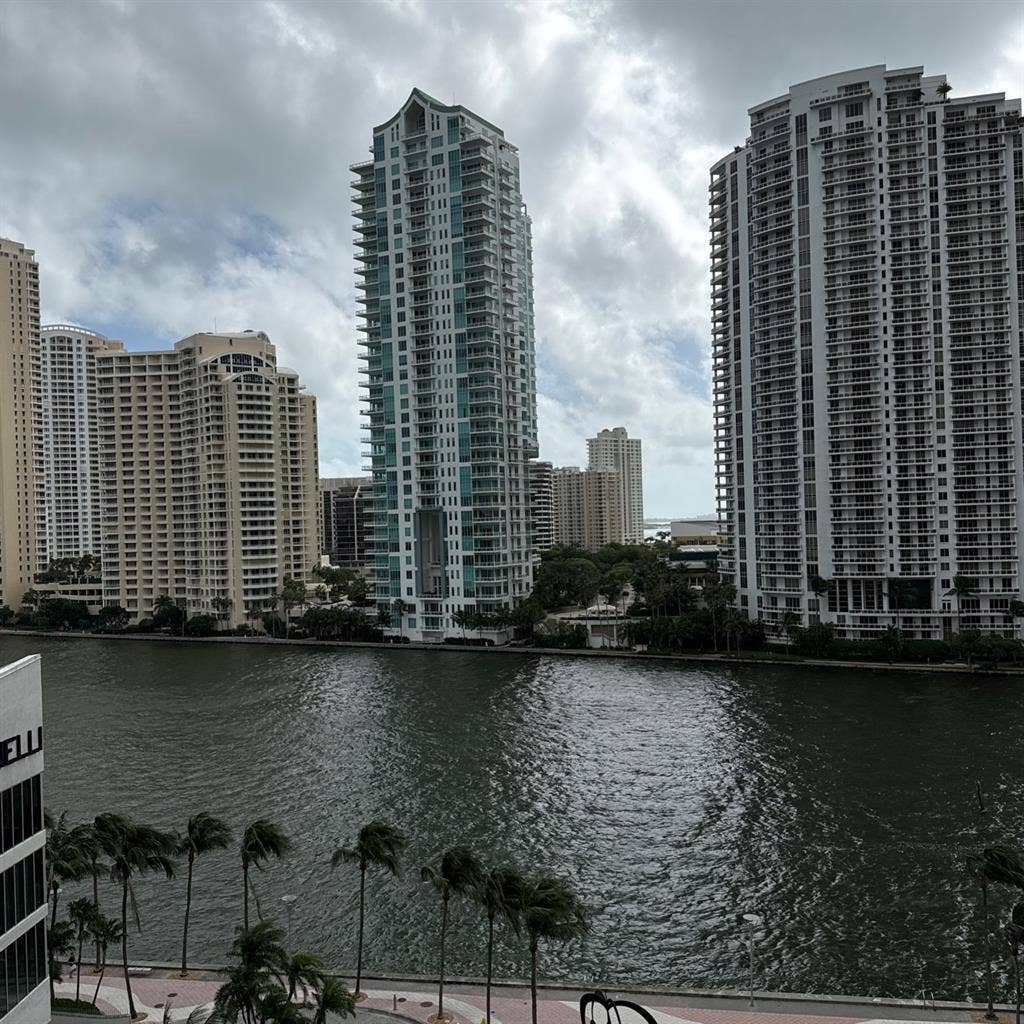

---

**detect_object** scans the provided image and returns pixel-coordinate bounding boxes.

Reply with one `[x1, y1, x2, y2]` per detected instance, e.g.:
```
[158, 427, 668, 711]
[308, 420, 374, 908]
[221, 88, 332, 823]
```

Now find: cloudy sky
[1, 0, 1021, 515]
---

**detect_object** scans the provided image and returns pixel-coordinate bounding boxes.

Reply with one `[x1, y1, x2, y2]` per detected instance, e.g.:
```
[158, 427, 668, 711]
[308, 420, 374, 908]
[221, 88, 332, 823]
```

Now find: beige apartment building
[587, 427, 644, 544]
[97, 331, 319, 627]
[552, 466, 625, 551]
[0, 239, 42, 609]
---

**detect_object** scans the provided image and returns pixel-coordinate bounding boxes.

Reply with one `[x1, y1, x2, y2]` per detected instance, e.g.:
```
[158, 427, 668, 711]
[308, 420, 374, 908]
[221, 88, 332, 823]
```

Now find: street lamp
[281, 894, 297, 944]
[741, 913, 762, 1008]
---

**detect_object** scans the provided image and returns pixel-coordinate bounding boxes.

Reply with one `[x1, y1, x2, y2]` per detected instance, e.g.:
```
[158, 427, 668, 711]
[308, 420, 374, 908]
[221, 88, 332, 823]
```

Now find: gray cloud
[1, 0, 1020, 515]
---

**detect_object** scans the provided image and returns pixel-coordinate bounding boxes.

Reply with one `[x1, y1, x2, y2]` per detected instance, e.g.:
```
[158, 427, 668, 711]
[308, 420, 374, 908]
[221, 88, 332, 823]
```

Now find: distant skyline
[1, 0, 1020, 515]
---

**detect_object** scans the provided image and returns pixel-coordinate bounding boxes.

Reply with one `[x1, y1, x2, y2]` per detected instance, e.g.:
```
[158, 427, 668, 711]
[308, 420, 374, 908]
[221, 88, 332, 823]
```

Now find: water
[4, 634, 1022, 1001]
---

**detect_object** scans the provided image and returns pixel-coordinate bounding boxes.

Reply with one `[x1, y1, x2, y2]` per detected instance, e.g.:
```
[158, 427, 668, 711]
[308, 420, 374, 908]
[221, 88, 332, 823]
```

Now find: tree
[185, 614, 219, 637]
[420, 847, 483, 1021]
[94, 814, 177, 1022]
[279, 577, 307, 637]
[213, 920, 289, 1024]
[97, 604, 130, 632]
[68, 821, 106, 969]
[212, 596, 234, 629]
[310, 976, 356, 1024]
[241, 820, 291, 931]
[1007, 900, 1024, 1024]
[153, 595, 186, 634]
[949, 574, 978, 635]
[48, 920, 75, 1003]
[701, 575, 736, 652]
[44, 809, 88, 925]
[332, 820, 406, 997]
[68, 897, 97, 1004]
[284, 952, 326, 1004]
[90, 914, 123, 1006]
[519, 876, 590, 1024]
[937, 80, 953, 102]
[393, 598, 410, 639]
[178, 813, 233, 976]
[969, 845, 1024, 1019]
[0, 605, 15, 626]
[475, 866, 524, 1024]
[347, 576, 370, 606]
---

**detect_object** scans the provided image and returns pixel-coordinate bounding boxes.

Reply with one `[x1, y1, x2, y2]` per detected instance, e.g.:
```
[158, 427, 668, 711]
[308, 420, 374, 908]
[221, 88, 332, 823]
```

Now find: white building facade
[353, 89, 538, 642]
[38, 325, 125, 562]
[587, 427, 644, 544]
[0, 655, 48, 1024]
[712, 65, 1024, 638]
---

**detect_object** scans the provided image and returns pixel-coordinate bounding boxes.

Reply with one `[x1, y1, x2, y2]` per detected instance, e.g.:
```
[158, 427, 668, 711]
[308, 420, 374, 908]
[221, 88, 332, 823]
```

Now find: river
[3, 634, 1021, 1001]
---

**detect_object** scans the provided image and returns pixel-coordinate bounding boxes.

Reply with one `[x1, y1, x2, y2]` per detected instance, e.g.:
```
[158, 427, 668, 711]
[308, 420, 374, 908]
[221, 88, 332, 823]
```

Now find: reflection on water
[4, 633, 1021, 1000]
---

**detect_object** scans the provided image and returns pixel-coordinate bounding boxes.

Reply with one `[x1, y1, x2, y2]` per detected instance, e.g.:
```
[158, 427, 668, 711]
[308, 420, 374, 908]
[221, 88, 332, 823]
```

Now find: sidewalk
[52, 972, 994, 1024]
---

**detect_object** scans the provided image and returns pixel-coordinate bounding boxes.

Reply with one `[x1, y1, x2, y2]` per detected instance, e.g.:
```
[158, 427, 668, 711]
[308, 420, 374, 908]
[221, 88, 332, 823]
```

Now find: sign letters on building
[0, 727, 42, 770]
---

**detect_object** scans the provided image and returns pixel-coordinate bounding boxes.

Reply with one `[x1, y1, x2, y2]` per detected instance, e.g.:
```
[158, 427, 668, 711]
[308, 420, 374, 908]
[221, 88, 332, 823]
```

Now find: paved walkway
[52, 973, 993, 1024]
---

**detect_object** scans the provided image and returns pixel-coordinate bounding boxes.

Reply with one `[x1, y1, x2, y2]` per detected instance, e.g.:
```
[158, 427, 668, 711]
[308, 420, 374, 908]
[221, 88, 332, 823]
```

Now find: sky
[1, 0, 1021, 516]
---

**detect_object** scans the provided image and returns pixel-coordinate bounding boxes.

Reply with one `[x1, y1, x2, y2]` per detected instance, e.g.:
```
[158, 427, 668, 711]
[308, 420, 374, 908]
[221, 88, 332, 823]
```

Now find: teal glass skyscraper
[353, 89, 538, 642]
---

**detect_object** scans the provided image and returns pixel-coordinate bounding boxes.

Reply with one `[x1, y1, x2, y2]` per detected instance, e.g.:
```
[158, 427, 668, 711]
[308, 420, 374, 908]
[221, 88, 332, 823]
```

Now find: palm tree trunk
[76, 934, 84, 1002]
[91, 953, 106, 1006]
[50, 881, 60, 927]
[181, 851, 194, 976]
[485, 913, 494, 1024]
[243, 858, 249, 932]
[93, 864, 102, 969]
[122, 883, 137, 1021]
[984, 880, 995, 1017]
[356, 866, 366, 995]
[437, 895, 448, 1019]
[530, 938, 538, 1024]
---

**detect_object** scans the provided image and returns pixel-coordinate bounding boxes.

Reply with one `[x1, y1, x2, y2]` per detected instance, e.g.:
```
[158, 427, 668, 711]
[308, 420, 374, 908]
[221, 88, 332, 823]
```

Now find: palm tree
[949, 573, 978, 635]
[1008, 900, 1024, 1024]
[937, 81, 953, 102]
[44, 809, 88, 925]
[179, 813, 233, 976]
[420, 847, 483, 1021]
[332, 820, 405, 997]
[393, 598, 409, 639]
[90, 914, 123, 1007]
[95, 813, 178, 1022]
[969, 845, 1024, 1019]
[241, 819, 292, 931]
[68, 897, 97, 1004]
[475, 866, 524, 1024]
[213, 920, 289, 1024]
[310, 976, 356, 1024]
[68, 821, 106, 968]
[284, 951, 325, 1004]
[519, 876, 590, 1024]
[48, 920, 75, 1003]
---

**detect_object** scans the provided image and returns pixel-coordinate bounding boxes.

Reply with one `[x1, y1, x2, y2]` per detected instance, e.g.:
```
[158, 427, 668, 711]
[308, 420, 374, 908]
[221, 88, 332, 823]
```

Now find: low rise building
[0, 654, 48, 1024]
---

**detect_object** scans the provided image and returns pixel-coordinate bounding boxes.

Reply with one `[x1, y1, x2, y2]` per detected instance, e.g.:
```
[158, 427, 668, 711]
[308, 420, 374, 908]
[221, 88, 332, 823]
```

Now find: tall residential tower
[587, 426, 644, 543]
[38, 325, 124, 561]
[712, 65, 1024, 639]
[353, 89, 538, 642]
[0, 239, 42, 609]
[97, 331, 319, 627]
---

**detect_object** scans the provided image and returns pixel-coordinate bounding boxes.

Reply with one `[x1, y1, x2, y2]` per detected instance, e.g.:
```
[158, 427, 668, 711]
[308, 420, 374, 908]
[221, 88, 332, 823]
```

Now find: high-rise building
[0, 654, 49, 1024]
[353, 88, 538, 642]
[38, 325, 125, 562]
[587, 427, 644, 544]
[97, 331, 319, 627]
[320, 476, 373, 569]
[711, 65, 1024, 639]
[551, 466, 624, 551]
[527, 460, 554, 553]
[0, 239, 42, 610]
